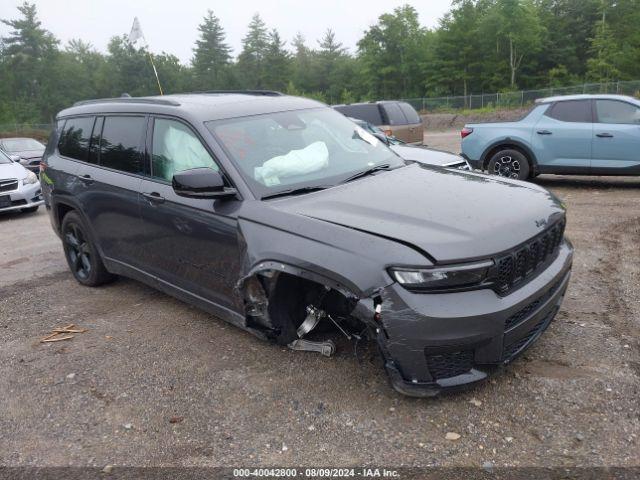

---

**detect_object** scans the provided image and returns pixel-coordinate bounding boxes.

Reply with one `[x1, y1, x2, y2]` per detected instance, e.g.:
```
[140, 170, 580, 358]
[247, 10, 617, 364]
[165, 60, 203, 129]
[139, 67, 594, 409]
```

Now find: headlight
[390, 260, 494, 292]
[22, 171, 38, 185]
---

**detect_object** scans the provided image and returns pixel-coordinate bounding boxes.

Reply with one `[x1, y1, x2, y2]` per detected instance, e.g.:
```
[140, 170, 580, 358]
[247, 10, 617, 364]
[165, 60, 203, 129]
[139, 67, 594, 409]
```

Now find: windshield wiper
[261, 185, 330, 200]
[340, 164, 392, 184]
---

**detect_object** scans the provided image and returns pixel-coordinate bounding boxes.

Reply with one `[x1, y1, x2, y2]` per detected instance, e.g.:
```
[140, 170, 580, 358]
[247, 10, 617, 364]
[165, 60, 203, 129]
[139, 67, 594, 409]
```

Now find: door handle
[78, 174, 94, 184]
[536, 130, 552, 135]
[142, 192, 165, 204]
[596, 132, 614, 138]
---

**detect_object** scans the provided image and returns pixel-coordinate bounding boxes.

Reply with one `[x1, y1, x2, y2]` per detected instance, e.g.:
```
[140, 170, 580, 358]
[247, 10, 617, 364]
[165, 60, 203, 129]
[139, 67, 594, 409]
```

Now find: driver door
[137, 116, 242, 311]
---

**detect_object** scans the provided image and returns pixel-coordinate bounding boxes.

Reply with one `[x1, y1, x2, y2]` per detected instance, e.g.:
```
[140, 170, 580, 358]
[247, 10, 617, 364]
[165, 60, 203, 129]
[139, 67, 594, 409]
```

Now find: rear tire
[61, 211, 114, 287]
[487, 149, 530, 180]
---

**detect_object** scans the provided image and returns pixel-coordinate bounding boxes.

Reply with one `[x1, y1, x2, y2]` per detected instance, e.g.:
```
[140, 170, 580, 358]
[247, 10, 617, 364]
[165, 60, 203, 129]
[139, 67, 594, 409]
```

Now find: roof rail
[187, 89, 285, 97]
[73, 97, 181, 107]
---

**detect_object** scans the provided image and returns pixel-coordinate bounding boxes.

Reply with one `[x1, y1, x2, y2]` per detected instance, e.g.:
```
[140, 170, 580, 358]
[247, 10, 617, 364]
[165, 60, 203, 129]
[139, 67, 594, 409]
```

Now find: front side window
[595, 100, 640, 124]
[151, 118, 219, 182]
[207, 107, 402, 198]
[545, 100, 592, 123]
[99, 116, 145, 174]
[58, 117, 95, 161]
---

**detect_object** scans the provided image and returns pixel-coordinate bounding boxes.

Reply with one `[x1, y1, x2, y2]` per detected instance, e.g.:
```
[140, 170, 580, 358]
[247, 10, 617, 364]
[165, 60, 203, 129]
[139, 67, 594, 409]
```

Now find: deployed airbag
[254, 141, 329, 186]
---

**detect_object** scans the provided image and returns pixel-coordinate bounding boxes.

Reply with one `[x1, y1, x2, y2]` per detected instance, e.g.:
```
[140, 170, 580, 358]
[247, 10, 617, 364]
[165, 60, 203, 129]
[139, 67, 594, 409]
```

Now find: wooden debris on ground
[40, 324, 87, 343]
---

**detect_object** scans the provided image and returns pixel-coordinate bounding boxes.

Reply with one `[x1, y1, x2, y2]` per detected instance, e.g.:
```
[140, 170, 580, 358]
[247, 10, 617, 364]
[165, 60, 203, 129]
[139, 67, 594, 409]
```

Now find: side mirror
[9, 155, 21, 163]
[172, 168, 237, 199]
[372, 132, 390, 145]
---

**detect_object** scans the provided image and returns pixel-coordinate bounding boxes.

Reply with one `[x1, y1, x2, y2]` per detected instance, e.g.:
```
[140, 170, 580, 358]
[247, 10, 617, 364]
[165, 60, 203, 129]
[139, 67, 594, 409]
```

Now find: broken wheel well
[240, 269, 361, 346]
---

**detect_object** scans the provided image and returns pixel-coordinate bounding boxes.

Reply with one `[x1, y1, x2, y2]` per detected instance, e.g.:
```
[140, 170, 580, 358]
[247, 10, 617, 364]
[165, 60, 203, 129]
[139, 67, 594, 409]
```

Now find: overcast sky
[1, 0, 452, 63]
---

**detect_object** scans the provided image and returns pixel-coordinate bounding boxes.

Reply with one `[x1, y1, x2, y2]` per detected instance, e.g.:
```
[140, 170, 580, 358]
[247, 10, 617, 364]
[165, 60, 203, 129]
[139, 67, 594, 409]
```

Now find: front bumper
[373, 241, 573, 397]
[0, 181, 44, 212]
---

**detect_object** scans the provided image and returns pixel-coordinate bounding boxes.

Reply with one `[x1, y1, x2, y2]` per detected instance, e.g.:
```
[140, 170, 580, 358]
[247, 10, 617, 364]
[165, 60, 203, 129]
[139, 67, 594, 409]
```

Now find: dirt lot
[1, 131, 639, 469]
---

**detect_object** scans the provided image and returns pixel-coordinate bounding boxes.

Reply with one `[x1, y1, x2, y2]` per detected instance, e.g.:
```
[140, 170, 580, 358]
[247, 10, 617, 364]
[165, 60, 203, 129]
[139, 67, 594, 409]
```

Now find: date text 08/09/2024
[233, 468, 400, 478]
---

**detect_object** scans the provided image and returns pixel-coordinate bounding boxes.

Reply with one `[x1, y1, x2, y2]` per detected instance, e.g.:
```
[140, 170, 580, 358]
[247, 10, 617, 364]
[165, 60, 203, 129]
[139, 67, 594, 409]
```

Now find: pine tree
[586, 5, 621, 83]
[192, 10, 232, 89]
[263, 29, 290, 91]
[236, 13, 269, 88]
[1, 2, 59, 120]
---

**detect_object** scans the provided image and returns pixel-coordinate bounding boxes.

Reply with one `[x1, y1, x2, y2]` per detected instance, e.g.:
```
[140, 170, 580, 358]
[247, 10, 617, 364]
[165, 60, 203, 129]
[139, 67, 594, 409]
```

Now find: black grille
[0, 179, 18, 193]
[493, 220, 565, 295]
[504, 278, 563, 330]
[426, 350, 474, 380]
[502, 310, 554, 361]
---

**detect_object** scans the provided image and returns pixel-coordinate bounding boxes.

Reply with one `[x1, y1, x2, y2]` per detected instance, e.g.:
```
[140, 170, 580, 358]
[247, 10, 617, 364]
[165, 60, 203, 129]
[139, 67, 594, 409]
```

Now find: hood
[11, 149, 44, 159]
[390, 144, 464, 166]
[271, 164, 564, 263]
[0, 161, 29, 180]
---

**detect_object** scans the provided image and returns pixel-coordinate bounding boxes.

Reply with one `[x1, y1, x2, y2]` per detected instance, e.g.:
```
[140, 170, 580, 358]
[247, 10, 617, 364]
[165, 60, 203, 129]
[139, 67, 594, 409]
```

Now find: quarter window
[382, 103, 408, 125]
[99, 116, 146, 174]
[595, 100, 640, 124]
[151, 118, 219, 182]
[398, 102, 421, 124]
[58, 116, 95, 161]
[545, 100, 592, 123]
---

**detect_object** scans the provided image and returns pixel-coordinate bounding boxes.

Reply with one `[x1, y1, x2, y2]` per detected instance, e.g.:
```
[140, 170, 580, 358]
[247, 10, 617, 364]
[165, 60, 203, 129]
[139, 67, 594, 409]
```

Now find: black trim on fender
[480, 138, 539, 172]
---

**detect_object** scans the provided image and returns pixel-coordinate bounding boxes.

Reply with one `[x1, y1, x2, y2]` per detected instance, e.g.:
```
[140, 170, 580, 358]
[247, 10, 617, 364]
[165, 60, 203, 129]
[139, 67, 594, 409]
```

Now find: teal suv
[461, 94, 640, 180]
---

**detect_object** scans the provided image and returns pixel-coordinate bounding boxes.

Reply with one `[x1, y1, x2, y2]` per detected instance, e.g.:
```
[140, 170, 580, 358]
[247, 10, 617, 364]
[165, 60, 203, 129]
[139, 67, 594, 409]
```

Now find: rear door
[591, 99, 640, 174]
[76, 115, 147, 267]
[137, 116, 242, 312]
[532, 99, 593, 173]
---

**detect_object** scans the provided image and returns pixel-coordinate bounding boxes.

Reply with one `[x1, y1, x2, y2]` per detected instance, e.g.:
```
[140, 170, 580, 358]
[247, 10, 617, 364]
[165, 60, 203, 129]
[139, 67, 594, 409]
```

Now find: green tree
[586, 3, 621, 83]
[429, 0, 482, 98]
[479, 0, 544, 89]
[236, 13, 269, 88]
[1, 1, 59, 121]
[192, 10, 233, 90]
[358, 5, 431, 99]
[290, 33, 317, 92]
[263, 29, 291, 91]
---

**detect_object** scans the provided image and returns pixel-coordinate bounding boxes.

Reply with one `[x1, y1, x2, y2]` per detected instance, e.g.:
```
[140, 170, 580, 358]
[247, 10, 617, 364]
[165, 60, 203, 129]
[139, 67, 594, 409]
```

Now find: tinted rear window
[99, 116, 146, 174]
[381, 103, 408, 126]
[545, 100, 592, 123]
[58, 116, 95, 161]
[398, 102, 421, 124]
[333, 104, 383, 125]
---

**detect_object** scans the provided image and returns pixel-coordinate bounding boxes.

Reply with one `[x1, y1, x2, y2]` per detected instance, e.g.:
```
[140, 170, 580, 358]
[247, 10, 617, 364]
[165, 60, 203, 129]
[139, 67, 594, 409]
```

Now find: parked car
[461, 94, 640, 179]
[349, 117, 470, 170]
[0, 137, 46, 174]
[42, 92, 572, 397]
[333, 101, 423, 145]
[0, 148, 43, 213]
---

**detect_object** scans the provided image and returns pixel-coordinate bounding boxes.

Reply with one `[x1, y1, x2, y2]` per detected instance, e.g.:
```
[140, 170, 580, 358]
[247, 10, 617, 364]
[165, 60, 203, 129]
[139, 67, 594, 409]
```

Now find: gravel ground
[1, 131, 639, 469]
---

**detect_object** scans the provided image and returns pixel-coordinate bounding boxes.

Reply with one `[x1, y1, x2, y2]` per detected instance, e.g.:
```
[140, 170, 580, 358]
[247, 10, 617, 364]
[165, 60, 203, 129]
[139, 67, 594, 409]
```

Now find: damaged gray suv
[42, 91, 573, 396]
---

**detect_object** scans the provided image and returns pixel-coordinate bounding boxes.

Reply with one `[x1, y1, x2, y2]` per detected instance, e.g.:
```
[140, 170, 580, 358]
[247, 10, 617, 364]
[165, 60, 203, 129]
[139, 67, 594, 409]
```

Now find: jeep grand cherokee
[41, 91, 573, 397]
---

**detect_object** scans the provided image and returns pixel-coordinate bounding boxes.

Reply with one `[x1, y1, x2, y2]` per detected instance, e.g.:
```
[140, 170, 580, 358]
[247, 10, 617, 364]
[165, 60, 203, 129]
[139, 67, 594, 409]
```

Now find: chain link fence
[402, 80, 640, 113]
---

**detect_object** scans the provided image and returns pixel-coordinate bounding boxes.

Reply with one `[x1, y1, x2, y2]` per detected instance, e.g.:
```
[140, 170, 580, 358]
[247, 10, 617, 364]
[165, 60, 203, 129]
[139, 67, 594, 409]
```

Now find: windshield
[1, 138, 45, 152]
[206, 108, 403, 198]
[0, 149, 12, 164]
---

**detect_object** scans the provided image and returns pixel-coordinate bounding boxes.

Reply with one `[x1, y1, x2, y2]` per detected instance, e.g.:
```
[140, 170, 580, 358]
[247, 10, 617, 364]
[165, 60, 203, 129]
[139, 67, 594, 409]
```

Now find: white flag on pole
[129, 17, 146, 47]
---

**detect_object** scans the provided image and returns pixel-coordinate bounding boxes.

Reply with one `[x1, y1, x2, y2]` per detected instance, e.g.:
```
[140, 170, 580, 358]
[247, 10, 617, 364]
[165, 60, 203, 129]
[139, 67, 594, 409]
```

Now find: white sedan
[348, 117, 470, 170]
[0, 148, 44, 214]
